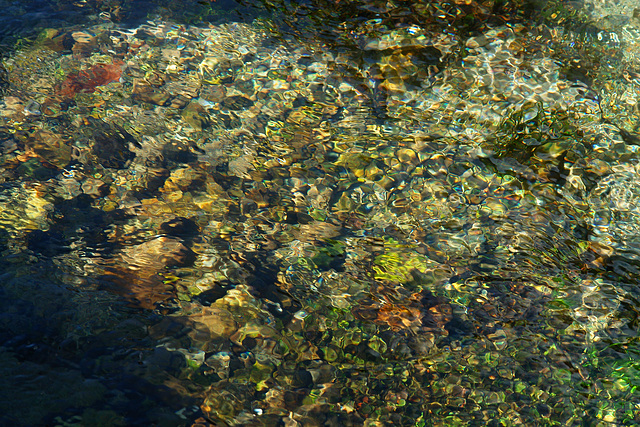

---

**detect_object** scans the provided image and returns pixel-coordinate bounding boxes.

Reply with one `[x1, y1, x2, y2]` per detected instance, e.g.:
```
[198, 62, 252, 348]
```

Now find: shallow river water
[2, 0, 640, 425]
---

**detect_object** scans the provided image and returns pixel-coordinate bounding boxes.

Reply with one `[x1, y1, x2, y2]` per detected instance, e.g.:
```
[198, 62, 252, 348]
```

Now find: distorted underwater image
[2, 0, 640, 425]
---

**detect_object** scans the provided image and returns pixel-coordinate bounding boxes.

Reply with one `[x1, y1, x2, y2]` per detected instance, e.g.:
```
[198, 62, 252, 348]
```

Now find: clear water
[2, 0, 640, 425]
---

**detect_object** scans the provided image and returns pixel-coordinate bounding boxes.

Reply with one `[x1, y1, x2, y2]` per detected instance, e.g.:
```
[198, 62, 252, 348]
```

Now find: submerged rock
[1, 3, 640, 425]
[59, 61, 123, 98]
[99, 237, 196, 309]
[79, 117, 139, 169]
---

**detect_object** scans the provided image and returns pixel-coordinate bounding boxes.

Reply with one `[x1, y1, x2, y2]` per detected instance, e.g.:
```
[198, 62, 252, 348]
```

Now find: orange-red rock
[59, 61, 123, 98]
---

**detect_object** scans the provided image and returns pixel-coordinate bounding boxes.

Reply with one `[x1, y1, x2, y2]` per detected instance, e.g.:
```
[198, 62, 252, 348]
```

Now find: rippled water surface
[4, 0, 640, 425]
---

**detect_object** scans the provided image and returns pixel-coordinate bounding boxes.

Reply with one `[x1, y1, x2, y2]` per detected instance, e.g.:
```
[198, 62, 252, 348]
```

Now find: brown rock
[99, 237, 196, 309]
[221, 95, 253, 110]
[188, 307, 238, 340]
[27, 129, 72, 168]
[40, 29, 75, 52]
[200, 84, 226, 103]
[181, 100, 210, 131]
[132, 78, 171, 106]
[120, 236, 196, 273]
